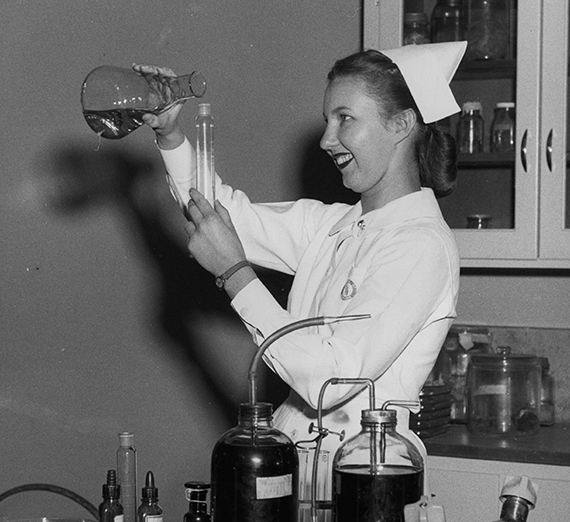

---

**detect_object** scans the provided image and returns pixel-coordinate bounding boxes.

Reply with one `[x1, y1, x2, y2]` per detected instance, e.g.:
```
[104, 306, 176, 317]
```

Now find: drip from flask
[80, 65, 206, 139]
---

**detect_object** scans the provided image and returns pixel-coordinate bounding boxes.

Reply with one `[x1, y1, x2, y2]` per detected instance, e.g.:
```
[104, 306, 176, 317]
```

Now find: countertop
[423, 423, 570, 467]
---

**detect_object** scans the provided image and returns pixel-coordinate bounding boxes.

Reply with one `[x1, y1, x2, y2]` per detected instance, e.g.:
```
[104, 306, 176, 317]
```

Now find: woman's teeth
[335, 153, 353, 169]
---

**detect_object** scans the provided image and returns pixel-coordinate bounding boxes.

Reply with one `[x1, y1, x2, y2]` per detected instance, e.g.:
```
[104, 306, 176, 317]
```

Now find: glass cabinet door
[539, 0, 570, 261]
[363, 1, 547, 267]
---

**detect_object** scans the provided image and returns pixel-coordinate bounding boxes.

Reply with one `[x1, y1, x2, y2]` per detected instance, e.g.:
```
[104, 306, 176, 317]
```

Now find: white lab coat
[160, 138, 460, 496]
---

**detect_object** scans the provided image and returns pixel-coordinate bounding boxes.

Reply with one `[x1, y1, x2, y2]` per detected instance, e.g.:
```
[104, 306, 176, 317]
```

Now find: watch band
[215, 260, 251, 290]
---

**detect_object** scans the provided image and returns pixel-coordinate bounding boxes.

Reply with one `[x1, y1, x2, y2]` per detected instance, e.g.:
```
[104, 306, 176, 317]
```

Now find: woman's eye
[339, 114, 352, 123]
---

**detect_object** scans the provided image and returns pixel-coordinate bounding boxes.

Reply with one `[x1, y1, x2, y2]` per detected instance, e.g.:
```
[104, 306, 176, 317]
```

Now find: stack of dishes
[409, 384, 453, 439]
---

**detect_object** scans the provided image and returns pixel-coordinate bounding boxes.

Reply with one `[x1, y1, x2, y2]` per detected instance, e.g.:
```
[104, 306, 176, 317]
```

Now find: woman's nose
[319, 125, 337, 151]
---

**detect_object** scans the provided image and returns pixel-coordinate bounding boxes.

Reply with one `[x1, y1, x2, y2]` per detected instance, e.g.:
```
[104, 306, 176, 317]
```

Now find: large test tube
[196, 103, 215, 205]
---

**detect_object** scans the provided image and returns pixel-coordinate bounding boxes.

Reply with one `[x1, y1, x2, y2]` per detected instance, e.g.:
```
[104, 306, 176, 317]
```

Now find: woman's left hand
[184, 188, 248, 276]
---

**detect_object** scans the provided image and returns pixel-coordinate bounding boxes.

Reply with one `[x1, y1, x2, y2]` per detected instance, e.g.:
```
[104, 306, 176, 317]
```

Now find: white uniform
[160, 138, 460, 494]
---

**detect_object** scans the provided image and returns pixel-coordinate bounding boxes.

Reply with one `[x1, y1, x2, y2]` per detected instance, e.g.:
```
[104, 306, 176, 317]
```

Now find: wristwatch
[215, 260, 251, 290]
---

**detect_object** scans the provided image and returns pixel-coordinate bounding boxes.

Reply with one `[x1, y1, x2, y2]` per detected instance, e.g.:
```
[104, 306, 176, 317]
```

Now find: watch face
[215, 276, 224, 289]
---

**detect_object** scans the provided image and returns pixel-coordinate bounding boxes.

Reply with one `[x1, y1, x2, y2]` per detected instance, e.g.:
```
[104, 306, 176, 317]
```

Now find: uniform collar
[328, 188, 442, 236]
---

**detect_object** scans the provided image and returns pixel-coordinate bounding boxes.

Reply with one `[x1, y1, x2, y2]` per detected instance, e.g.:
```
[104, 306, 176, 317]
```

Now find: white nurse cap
[380, 41, 467, 124]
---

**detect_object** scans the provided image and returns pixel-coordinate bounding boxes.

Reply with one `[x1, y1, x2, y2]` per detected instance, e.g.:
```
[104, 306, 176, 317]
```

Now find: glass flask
[183, 482, 211, 522]
[210, 402, 299, 522]
[467, 347, 541, 437]
[490, 102, 516, 152]
[332, 408, 423, 522]
[81, 66, 206, 139]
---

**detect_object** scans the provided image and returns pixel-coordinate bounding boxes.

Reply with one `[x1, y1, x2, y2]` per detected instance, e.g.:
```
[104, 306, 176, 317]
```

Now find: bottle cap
[500, 475, 538, 507]
[118, 432, 134, 446]
[462, 101, 482, 113]
[141, 470, 159, 501]
[198, 103, 211, 116]
[404, 12, 428, 22]
[496, 101, 515, 108]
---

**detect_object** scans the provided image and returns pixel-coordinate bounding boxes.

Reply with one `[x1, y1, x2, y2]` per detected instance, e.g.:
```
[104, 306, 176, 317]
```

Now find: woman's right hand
[132, 63, 186, 150]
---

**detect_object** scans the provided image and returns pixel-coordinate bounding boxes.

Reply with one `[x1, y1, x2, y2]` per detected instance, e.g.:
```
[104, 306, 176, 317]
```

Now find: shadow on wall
[39, 128, 355, 425]
[41, 139, 292, 423]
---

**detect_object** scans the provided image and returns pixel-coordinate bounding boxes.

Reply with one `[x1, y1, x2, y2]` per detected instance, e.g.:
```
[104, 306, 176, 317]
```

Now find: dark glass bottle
[183, 482, 211, 522]
[431, 0, 465, 43]
[99, 470, 124, 522]
[137, 471, 163, 522]
[489, 476, 537, 522]
[211, 402, 299, 522]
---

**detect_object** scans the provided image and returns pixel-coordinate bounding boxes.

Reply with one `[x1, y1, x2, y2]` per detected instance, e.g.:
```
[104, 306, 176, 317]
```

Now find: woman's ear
[392, 108, 417, 143]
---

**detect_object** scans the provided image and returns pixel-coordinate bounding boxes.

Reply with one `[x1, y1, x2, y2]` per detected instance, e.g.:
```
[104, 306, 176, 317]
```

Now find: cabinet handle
[546, 129, 553, 172]
[520, 129, 528, 172]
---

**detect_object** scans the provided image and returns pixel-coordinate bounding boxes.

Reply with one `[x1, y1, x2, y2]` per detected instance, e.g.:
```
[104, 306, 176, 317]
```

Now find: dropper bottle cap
[198, 103, 211, 116]
[102, 469, 121, 499]
[500, 475, 538, 507]
[141, 471, 159, 501]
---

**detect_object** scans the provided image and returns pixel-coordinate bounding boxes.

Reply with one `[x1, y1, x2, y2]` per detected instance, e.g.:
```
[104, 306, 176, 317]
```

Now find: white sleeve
[157, 137, 195, 212]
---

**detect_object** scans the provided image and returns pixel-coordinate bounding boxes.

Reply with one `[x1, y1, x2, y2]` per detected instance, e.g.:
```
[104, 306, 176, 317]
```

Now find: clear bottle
[210, 402, 299, 522]
[117, 432, 137, 522]
[490, 102, 516, 152]
[183, 482, 211, 522]
[332, 408, 423, 522]
[81, 65, 207, 139]
[403, 12, 431, 45]
[539, 357, 555, 427]
[489, 475, 538, 522]
[465, 0, 510, 60]
[195, 103, 215, 206]
[137, 471, 163, 522]
[431, 0, 465, 43]
[99, 470, 124, 522]
[457, 102, 484, 154]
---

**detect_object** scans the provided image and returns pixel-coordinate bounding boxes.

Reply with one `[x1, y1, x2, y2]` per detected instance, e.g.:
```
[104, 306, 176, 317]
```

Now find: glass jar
[467, 214, 492, 229]
[444, 326, 492, 423]
[467, 347, 541, 437]
[404, 12, 431, 45]
[332, 408, 423, 522]
[465, 0, 510, 60]
[457, 101, 484, 154]
[539, 357, 555, 427]
[490, 102, 516, 152]
[431, 0, 465, 43]
[210, 402, 299, 522]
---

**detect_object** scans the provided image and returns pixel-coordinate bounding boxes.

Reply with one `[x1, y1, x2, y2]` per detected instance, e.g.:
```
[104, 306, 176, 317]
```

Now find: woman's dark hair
[327, 49, 457, 197]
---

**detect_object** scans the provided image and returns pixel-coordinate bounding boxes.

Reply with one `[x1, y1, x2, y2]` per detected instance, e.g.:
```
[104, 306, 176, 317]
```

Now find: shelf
[457, 151, 515, 168]
[455, 59, 517, 81]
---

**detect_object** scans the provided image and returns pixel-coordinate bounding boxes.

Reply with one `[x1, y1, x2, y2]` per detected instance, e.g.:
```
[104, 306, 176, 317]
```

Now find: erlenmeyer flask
[81, 65, 206, 139]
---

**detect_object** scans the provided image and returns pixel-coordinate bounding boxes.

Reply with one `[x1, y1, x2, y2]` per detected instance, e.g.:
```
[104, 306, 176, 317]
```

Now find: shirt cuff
[157, 137, 195, 209]
[231, 278, 292, 339]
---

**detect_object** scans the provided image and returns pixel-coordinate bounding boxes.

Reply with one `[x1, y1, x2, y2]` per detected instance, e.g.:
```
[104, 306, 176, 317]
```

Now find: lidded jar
[490, 102, 516, 152]
[431, 0, 465, 43]
[467, 347, 541, 437]
[210, 402, 299, 522]
[332, 408, 423, 522]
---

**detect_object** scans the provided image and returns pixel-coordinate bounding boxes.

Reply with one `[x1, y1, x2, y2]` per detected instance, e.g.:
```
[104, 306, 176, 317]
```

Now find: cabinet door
[539, 0, 570, 260]
[363, 1, 543, 267]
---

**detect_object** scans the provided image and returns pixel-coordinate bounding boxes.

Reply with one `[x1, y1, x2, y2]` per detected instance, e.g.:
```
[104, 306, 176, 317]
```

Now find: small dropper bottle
[137, 471, 163, 522]
[99, 469, 124, 522]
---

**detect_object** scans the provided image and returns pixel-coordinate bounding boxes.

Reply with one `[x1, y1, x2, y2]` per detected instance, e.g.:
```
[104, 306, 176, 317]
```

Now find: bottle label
[256, 474, 293, 499]
[144, 516, 163, 522]
[113, 516, 124, 522]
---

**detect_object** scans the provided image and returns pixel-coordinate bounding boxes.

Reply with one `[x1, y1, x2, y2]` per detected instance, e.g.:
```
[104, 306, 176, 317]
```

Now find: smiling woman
[139, 41, 466, 516]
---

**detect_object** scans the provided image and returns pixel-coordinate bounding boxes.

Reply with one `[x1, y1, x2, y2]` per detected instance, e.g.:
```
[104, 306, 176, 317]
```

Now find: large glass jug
[210, 402, 298, 522]
[332, 407, 423, 522]
[81, 65, 206, 139]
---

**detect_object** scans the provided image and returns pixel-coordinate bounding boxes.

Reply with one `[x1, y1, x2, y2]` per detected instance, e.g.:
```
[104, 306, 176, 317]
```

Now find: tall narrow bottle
[195, 103, 215, 206]
[117, 432, 137, 522]
[99, 469, 124, 522]
[138, 471, 163, 522]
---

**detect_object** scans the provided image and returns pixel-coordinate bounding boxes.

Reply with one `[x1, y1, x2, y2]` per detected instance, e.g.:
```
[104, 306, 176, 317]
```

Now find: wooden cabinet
[363, 1, 570, 268]
[427, 455, 570, 521]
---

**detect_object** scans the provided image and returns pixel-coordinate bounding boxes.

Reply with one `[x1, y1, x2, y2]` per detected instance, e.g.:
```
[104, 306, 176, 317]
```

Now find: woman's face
[320, 76, 399, 198]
